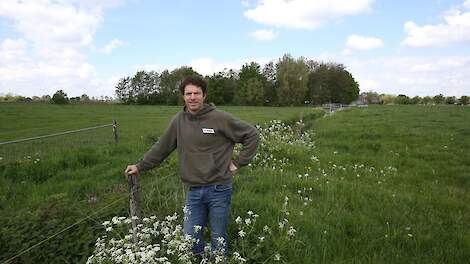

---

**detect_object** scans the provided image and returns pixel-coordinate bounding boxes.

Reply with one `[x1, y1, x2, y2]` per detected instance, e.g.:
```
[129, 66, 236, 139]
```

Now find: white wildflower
[216, 236, 225, 246]
[193, 225, 202, 233]
[288, 226, 296, 236]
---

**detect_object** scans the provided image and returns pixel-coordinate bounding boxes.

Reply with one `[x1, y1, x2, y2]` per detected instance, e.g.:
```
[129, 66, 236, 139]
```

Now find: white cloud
[345, 34, 384, 50]
[187, 57, 272, 76]
[0, 0, 122, 97]
[403, 3, 470, 47]
[0, 38, 28, 62]
[359, 79, 380, 91]
[250, 29, 278, 41]
[244, 0, 374, 29]
[464, 0, 470, 9]
[76, 63, 96, 79]
[188, 58, 239, 76]
[410, 58, 466, 72]
[99, 39, 124, 54]
[343, 55, 470, 96]
[241, 0, 250, 7]
[341, 49, 352, 56]
[0, 1, 102, 47]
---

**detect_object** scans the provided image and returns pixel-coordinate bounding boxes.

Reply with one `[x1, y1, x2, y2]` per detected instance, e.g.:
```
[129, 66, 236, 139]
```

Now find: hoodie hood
[183, 103, 216, 117]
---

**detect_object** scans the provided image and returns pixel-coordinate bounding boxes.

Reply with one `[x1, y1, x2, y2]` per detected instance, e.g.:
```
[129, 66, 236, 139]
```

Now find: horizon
[1, 0, 469, 98]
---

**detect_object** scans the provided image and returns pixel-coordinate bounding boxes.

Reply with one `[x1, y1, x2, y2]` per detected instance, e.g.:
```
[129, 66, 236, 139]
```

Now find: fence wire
[0, 124, 115, 163]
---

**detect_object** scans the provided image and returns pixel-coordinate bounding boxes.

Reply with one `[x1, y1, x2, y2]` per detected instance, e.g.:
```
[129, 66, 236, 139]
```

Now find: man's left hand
[229, 160, 238, 174]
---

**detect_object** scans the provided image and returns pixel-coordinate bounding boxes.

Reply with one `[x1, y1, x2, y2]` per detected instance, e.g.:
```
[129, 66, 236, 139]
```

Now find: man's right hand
[125, 165, 139, 177]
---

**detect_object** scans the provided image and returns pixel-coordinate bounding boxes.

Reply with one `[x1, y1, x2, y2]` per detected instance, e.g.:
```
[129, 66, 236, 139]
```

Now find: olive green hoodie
[136, 104, 259, 186]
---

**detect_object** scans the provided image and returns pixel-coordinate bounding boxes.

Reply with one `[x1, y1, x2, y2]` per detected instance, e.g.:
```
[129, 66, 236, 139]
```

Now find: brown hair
[179, 75, 207, 95]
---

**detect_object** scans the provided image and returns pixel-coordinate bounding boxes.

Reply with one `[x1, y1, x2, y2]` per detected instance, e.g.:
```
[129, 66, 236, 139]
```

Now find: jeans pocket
[214, 183, 232, 192]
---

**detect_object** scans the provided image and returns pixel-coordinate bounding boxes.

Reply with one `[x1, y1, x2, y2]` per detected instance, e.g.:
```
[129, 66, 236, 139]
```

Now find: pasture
[0, 103, 469, 263]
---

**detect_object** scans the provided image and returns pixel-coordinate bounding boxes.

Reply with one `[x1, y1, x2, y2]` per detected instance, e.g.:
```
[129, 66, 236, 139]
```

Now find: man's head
[179, 75, 207, 114]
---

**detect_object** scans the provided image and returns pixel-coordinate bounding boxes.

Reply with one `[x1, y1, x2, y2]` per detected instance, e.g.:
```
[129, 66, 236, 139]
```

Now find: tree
[394, 94, 411, 104]
[410, 96, 421, 104]
[70, 96, 80, 102]
[81, 94, 90, 102]
[205, 69, 237, 105]
[308, 63, 359, 105]
[458, 96, 469, 105]
[433, 94, 444, 104]
[146, 71, 162, 104]
[308, 64, 330, 104]
[51, 90, 69, 104]
[234, 62, 266, 105]
[380, 94, 396, 104]
[422, 96, 432, 104]
[115, 77, 132, 104]
[206, 72, 228, 105]
[222, 69, 237, 104]
[276, 54, 309, 106]
[262, 61, 278, 105]
[327, 64, 359, 104]
[445, 96, 456, 105]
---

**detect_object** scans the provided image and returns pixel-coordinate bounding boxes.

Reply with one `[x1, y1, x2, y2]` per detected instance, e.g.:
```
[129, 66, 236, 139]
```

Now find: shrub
[52, 90, 69, 104]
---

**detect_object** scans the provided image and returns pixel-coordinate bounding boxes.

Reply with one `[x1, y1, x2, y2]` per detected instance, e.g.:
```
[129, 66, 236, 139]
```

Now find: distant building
[353, 92, 382, 105]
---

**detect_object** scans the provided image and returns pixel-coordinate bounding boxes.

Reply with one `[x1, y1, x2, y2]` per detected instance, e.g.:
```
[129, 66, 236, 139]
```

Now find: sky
[1, 0, 469, 98]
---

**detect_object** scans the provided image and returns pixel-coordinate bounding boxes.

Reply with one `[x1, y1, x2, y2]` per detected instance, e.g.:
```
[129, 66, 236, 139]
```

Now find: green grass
[0, 103, 313, 263]
[0, 103, 309, 141]
[1, 103, 469, 263]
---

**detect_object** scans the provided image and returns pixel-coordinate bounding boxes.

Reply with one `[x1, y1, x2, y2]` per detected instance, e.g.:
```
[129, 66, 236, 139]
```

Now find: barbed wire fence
[0, 120, 118, 163]
[0, 120, 127, 263]
[0, 119, 185, 263]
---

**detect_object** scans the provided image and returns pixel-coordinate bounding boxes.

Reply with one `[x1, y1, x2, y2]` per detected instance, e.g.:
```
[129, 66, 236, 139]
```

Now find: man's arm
[223, 113, 259, 168]
[124, 116, 178, 176]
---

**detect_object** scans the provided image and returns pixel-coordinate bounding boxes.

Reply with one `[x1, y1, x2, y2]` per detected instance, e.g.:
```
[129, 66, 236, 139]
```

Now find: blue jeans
[183, 183, 232, 255]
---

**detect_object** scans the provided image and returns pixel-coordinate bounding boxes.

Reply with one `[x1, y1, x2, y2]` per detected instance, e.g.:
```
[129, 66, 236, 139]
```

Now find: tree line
[360, 92, 469, 105]
[115, 54, 360, 106]
[0, 91, 116, 104]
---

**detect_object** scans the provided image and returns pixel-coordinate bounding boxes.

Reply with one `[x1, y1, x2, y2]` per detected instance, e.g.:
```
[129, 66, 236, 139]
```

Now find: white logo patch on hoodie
[202, 128, 215, 134]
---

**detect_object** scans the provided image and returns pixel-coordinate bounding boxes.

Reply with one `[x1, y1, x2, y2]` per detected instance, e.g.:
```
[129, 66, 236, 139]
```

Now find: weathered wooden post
[112, 120, 118, 143]
[127, 174, 141, 243]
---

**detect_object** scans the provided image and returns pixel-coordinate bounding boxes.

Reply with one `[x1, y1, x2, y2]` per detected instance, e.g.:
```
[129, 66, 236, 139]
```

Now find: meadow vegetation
[1, 103, 469, 263]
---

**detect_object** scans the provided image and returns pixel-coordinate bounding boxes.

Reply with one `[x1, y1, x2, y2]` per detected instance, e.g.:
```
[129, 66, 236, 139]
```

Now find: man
[124, 75, 259, 255]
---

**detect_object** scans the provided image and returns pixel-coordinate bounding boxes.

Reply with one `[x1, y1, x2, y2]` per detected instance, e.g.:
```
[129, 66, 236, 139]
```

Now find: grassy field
[0, 103, 314, 263]
[0, 103, 469, 263]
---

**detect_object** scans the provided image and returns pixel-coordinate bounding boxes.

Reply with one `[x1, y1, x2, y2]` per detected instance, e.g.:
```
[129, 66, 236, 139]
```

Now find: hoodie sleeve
[223, 113, 259, 167]
[136, 116, 178, 172]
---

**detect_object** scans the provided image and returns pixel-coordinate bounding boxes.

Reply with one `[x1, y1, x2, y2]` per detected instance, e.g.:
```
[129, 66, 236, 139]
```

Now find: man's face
[183, 84, 205, 114]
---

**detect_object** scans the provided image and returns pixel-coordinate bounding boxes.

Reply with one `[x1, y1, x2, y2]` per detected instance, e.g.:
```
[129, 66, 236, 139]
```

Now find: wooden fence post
[127, 174, 141, 243]
[112, 120, 118, 144]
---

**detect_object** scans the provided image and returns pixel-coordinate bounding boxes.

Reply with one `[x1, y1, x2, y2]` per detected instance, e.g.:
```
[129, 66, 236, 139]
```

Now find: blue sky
[1, 0, 469, 97]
